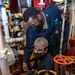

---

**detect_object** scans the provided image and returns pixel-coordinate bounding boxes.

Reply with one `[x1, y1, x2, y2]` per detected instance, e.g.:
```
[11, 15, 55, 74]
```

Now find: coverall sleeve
[23, 28, 35, 63]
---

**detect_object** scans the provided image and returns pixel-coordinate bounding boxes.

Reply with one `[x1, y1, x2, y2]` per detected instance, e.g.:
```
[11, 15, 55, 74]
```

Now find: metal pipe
[0, 0, 3, 5]
[6, 37, 25, 43]
[69, 0, 75, 38]
[1, 6, 10, 40]
[27, 0, 32, 7]
[18, 0, 21, 8]
[40, 0, 43, 3]
[53, 0, 64, 2]
[0, 26, 10, 75]
[17, 0, 22, 13]
[59, 0, 67, 54]
[6, 0, 10, 5]
[0, 27, 5, 51]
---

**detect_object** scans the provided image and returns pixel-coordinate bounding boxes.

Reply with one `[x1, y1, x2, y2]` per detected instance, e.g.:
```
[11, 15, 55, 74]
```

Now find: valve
[54, 55, 73, 65]
[9, 13, 24, 32]
[37, 70, 57, 75]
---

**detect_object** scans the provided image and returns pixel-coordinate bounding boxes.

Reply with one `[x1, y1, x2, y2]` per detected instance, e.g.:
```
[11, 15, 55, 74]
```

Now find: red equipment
[32, 0, 52, 10]
[44, 0, 52, 7]
[10, 0, 18, 13]
[67, 38, 75, 56]
[66, 38, 75, 75]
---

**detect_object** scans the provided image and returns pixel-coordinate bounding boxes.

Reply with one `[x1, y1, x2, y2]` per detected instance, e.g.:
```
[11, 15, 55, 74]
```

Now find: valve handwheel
[37, 70, 57, 75]
[54, 55, 73, 65]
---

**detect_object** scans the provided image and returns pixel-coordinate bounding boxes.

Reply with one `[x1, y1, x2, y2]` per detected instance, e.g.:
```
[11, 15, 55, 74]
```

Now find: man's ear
[37, 14, 41, 20]
[44, 48, 48, 53]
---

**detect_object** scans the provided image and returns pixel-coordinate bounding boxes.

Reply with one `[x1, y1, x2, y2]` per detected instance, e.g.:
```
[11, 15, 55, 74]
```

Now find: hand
[33, 70, 37, 75]
[23, 63, 29, 71]
[61, 7, 70, 20]
[31, 69, 37, 75]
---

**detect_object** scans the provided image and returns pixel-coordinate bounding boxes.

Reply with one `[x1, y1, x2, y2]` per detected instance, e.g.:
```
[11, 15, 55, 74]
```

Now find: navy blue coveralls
[23, 4, 70, 63]
[33, 52, 54, 70]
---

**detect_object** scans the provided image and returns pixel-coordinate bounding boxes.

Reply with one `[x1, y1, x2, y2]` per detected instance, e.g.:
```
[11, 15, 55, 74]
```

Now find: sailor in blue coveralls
[23, 4, 70, 71]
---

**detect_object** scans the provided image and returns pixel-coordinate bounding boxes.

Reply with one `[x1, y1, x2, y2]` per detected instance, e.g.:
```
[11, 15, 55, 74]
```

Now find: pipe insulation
[6, 37, 25, 43]
[1, 6, 10, 40]
[0, 27, 10, 75]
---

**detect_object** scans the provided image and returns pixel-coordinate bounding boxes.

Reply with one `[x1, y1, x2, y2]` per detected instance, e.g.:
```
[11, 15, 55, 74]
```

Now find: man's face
[26, 17, 43, 27]
[34, 46, 45, 53]
[33, 46, 45, 57]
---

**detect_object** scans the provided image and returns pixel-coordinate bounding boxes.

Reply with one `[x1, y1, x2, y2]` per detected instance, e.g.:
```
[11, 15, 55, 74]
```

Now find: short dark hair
[23, 7, 39, 22]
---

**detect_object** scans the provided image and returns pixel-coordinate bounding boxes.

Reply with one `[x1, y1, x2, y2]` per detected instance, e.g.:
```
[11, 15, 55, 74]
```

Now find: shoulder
[45, 52, 53, 60]
[43, 4, 60, 12]
[42, 4, 61, 19]
[26, 27, 35, 35]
